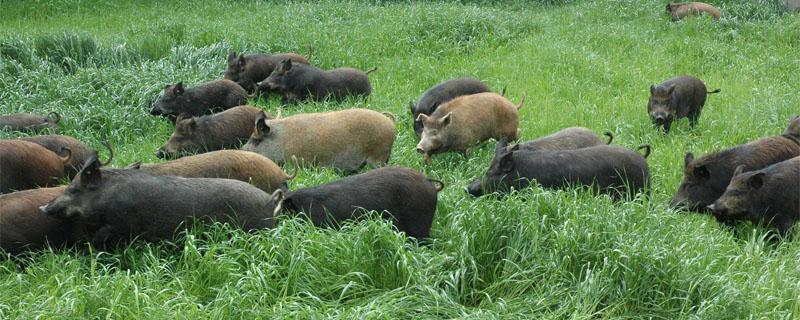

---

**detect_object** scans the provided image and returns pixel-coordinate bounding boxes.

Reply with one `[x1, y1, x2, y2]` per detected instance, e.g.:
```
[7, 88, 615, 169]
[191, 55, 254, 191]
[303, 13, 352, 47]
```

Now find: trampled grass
[0, 0, 798, 318]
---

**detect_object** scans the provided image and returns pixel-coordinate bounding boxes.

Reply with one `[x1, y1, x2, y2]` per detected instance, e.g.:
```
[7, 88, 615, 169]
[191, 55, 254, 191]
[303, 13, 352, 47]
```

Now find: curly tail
[365, 67, 378, 75]
[707, 89, 721, 94]
[101, 141, 114, 166]
[381, 112, 396, 123]
[603, 131, 614, 145]
[428, 178, 445, 192]
[305, 46, 313, 62]
[47, 111, 61, 124]
[286, 155, 300, 180]
[516, 94, 526, 110]
[636, 144, 651, 159]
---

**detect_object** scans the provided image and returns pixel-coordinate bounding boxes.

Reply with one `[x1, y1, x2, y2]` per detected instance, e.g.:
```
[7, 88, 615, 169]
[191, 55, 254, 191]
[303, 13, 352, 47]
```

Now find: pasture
[0, 0, 798, 318]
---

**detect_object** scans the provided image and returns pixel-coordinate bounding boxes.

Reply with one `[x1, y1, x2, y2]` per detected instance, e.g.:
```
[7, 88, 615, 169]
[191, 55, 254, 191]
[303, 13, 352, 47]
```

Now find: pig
[156, 105, 269, 159]
[149, 79, 251, 121]
[648, 76, 720, 134]
[18, 135, 110, 178]
[129, 150, 297, 193]
[708, 157, 799, 235]
[0, 140, 71, 193]
[666, 2, 721, 21]
[224, 51, 311, 94]
[0, 112, 60, 133]
[280, 167, 443, 239]
[466, 141, 651, 198]
[0, 186, 92, 255]
[40, 154, 285, 250]
[670, 127, 800, 212]
[512, 127, 613, 152]
[257, 59, 375, 104]
[410, 78, 492, 136]
[784, 115, 800, 139]
[416, 92, 524, 164]
[241, 109, 396, 173]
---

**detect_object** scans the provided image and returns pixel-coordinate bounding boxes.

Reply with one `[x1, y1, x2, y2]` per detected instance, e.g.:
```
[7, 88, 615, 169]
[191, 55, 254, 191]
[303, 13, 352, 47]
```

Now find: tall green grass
[1, 0, 798, 318]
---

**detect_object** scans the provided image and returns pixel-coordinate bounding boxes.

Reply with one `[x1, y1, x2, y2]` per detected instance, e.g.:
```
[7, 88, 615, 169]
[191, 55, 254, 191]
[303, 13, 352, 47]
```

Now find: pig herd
[0, 48, 798, 256]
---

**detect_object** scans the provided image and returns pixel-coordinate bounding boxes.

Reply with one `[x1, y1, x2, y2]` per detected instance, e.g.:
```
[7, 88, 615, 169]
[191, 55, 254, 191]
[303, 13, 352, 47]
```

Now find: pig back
[434, 93, 520, 149]
[0, 140, 66, 193]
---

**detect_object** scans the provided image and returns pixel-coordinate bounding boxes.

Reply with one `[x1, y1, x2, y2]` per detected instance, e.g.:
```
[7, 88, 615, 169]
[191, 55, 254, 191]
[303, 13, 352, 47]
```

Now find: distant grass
[1, 0, 799, 318]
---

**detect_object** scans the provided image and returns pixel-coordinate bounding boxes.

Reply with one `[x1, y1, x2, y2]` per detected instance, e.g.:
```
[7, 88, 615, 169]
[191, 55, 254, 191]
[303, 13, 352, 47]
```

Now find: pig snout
[466, 181, 484, 197]
[707, 203, 727, 217]
[415, 145, 425, 154]
[149, 106, 163, 116]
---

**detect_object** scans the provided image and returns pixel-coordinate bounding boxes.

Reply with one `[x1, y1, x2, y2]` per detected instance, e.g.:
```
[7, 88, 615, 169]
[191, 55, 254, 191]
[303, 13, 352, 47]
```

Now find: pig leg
[423, 153, 432, 165]
[663, 120, 672, 134]
[91, 225, 125, 251]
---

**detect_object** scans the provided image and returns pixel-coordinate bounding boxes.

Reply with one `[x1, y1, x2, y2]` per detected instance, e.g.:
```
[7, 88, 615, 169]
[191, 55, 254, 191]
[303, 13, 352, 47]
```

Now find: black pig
[257, 59, 375, 104]
[224, 51, 311, 93]
[648, 76, 720, 133]
[150, 79, 251, 121]
[280, 167, 442, 239]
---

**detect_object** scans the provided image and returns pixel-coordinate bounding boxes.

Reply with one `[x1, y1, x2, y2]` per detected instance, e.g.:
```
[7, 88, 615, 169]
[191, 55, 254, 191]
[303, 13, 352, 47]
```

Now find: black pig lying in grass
[410, 77, 492, 137]
[150, 79, 251, 122]
[280, 167, 443, 239]
[224, 51, 311, 94]
[40, 154, 284, 250]
[708, 157, 799, 235]
[257, 59, 375, 104]
[0, 112, 60, 133]
[670, 118, 800, 212]
[648, 76, 720, 133]
[467, 140, 651, 198]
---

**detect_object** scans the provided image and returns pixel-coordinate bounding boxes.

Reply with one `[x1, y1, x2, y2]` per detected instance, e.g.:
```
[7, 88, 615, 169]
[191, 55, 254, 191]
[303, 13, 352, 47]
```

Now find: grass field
[1, 0, 799, 318]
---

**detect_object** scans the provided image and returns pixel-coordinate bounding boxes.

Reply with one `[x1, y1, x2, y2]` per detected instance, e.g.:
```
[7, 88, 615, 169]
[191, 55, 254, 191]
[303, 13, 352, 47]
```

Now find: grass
[1, 0, 799, 318]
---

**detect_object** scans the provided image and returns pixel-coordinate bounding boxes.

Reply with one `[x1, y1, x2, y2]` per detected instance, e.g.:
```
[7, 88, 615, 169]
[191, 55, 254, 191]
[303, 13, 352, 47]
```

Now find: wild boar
[466, 141, 651, 198]
[708, 157, 799, 235]
[18, 135, 110, 178]
[416, 92, 524, 164]
[156, 105, 268, 159]
[150, 79, 251, 121]
[224, 51, 311, 93]
[784, 115, 799, 139]
[40, 154, 284, 250]
[257, 59, 375, 104]
[0, 186, 92, 255]
[512, 127, 613, 152]
[130, 150, 297, 193]
[0, 112, 60, 133]
[666, 2, 721, 21]
[648, 76, 720, 133]
[410, 77, 492, 136]
[281, 167, 443, 239]
[0, 140, 71, 193]
[670, 128, 800, 212]
[241, 109, 395, 172]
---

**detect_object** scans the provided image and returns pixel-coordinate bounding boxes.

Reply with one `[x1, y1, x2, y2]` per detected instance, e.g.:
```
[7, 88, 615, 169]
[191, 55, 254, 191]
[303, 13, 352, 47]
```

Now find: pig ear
[495, 138, 508, 152]
[733, 165, 745, 177]
[416, 113, 428, 123]
[667, 85, 676, 95]
[227, 52, 237, 62]
[408, 101, 415, 113]
[255, 114, 271, 135]
[498, 152, 515, 173]
[173, 82, 185, 95]
[281, 59, 292, 71]
[79, 153, 102, 188]
[185, 118, 197, 134]
[440, 113, 452, 126]
[237, 54, 246, 68]
[745, 172, 765, 190]
[684, 152, 694, 168]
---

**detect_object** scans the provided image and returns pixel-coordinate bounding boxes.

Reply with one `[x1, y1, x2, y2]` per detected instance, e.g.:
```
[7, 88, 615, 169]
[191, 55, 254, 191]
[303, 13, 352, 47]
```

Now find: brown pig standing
[130, 150, 296, 193]
[416, 92, 524, 164]
[0, 140, 71, 193]
[156, 105, 268, 159]
[708, 157, 799, 235]
[0, 186, 92, 255]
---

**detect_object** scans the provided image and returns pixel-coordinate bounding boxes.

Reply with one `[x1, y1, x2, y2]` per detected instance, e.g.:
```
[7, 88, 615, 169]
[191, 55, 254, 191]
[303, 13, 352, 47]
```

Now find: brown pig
[708, 157, 799, 235]
[670, 122, 800, 212]
[0, 186, 92, 254]
[0, 112, 60, 133]
[666, 2, 721, 21]
[0, 140, 71, 193]
[416, 92, 524, 163]
[18, 135, 109, 178]
[156, 105, 269, 159]
[129, 150, 297, 193]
